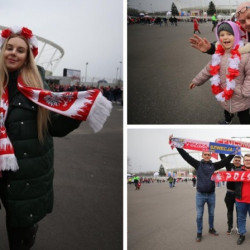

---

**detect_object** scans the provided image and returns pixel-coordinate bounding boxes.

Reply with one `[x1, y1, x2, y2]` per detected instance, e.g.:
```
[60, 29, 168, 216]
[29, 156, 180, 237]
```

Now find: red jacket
[194, 20, 199, 30]
[235, 166, 250, 203]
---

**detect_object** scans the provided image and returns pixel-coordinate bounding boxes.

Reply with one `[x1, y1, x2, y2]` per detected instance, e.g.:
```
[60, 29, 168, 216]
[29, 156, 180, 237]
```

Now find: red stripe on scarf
[17, 76, 101, 120]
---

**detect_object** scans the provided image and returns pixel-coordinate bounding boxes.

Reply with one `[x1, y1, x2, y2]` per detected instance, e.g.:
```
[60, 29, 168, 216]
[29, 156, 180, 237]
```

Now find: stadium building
[0, 25, 66, 79]
[0, 26, 122, 87]
[180, 5, 238, 19]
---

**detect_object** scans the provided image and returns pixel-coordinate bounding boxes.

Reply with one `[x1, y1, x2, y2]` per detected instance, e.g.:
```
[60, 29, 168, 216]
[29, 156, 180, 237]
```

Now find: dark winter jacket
[219, 154, 242, 191]
[206, 42, 216, 55]
[0, 68, 81, 228]
[177, 148, 234, 193]
[235, 166, 247, 200]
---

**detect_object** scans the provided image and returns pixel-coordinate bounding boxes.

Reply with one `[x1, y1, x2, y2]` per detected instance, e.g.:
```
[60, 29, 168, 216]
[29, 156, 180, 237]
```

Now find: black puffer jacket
[0, 69, 81, 228]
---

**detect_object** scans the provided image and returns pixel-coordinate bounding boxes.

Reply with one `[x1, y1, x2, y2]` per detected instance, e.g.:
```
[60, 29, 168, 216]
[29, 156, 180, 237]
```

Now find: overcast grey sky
[128, 0, 248, 12]
[127, 126, 250, 173]
[0, 0, 123, 80]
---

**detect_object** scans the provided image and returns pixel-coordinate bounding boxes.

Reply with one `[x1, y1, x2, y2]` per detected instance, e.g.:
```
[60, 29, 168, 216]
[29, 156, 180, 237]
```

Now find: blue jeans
[235, 201, 250, 235]
[196, 191, 215, 233]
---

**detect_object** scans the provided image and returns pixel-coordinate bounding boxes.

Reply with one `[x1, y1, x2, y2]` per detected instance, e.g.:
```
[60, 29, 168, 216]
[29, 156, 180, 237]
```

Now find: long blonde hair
[0, 34, 50, 142]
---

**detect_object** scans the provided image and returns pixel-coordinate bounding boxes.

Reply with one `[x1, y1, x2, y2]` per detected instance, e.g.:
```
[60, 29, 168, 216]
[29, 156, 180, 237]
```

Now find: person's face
[4, 37, 28, 72]
[233, 157, 241, 167]
[219, 30, 235, 50]
[202, 152, 211, 162]
[237, 8, 250, 32]
[243, 156, 250, 168]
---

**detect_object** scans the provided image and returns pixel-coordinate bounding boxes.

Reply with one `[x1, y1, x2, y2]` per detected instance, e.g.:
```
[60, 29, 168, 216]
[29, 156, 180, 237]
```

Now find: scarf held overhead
[216, 138, 250, 150]
[169, 137, 241, 158]
[0, 77, 112, 172]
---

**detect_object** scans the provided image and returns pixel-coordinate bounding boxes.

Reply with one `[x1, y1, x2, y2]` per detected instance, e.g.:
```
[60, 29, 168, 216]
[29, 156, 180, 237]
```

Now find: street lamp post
[229, 0, 231, 15]
[119, 61, 122, 81]
[202, 0, 205, 16]
[85, 62, 88, 84]
[116, 67, 119, 84]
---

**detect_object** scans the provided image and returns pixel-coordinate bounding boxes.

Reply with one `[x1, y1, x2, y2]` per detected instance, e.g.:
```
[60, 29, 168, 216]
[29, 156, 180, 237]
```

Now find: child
[193, 18, 201, 34]
[190, 21, 250, 124]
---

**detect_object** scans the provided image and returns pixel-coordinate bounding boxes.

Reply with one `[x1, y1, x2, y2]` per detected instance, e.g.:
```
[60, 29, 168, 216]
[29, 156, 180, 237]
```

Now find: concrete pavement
[0, 103, 123, 250]
[128, 181, 250, 250]
[128, 21, 240, 124]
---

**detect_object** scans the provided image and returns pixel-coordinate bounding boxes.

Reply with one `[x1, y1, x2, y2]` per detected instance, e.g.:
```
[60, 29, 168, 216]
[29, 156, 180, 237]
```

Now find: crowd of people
[0, 25, 112, 249]
[127, 176, 155, 184]
[128, 176, 196, 187]
[169, 127, 250, 247]
[128, 15, 224, 26]
[128, 16, 179, 25]
[47, 82, 123, 103]
[128, 0, 250, 248]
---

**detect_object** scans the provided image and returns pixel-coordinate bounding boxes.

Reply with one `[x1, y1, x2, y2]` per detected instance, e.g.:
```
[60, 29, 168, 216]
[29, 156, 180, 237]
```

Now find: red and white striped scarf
[0, 76, 112, 172]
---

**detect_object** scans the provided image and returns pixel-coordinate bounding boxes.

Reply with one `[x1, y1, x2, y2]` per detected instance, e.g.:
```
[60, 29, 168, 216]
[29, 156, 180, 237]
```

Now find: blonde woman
[0, 26, 111, 249]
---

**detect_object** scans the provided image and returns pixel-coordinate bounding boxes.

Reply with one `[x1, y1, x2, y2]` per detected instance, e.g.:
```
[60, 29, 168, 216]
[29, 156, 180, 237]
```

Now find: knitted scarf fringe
[87, 92, 112, 133]
[0, 154, 19, 171]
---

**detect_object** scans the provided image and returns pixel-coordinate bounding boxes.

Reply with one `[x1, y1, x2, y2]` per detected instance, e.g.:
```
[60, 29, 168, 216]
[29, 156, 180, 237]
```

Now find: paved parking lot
[128, 181, 250, 250]
[0, 104, 123, 250]
[128, 22, 240, 124]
